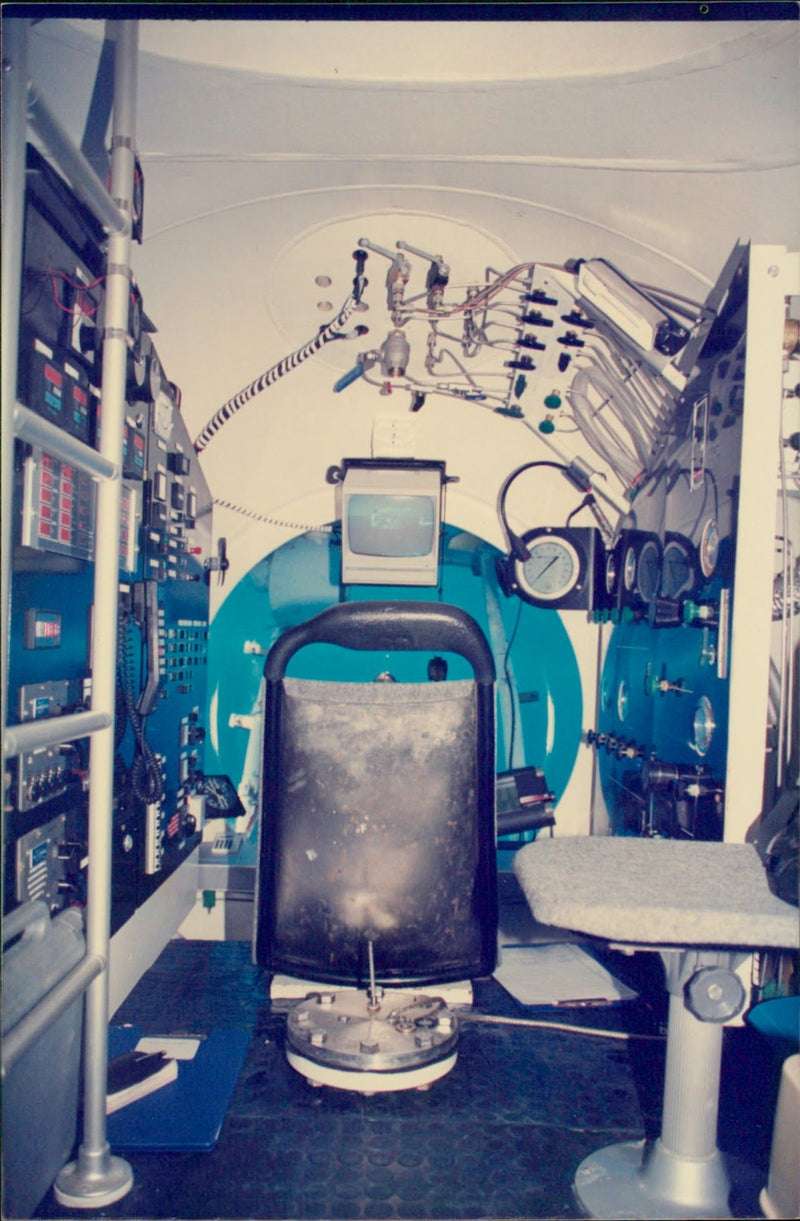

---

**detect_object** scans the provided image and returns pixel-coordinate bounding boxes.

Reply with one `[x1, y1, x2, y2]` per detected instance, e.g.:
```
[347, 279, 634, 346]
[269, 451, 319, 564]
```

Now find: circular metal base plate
[287, 1046, 458, 1093]
[54, 1154, 134, 1209]
[574, 1139, 731, 1220]
[286, 989, 459, 1088]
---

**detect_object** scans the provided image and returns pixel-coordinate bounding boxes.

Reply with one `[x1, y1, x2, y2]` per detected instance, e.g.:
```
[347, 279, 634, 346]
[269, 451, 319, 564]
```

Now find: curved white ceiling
[63, 17, 779, 84]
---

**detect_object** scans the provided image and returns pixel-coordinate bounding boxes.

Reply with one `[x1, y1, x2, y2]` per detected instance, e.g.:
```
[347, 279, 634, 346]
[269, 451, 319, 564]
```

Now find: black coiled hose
[117, 608, 164, 805]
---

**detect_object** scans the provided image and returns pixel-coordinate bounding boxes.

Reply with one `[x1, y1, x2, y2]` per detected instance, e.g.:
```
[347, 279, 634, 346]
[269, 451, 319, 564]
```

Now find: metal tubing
[13, 402, 118, 480]
[1, 19, 29, 804]
[26, 82, 128, 238]
[78, 15, 137, 1174]
[4, 710, 112, 758]
[1, 954, 104, 1077]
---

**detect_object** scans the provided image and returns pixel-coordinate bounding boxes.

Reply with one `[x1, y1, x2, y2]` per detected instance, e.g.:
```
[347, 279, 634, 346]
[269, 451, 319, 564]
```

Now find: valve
[380, 330, 410, 378]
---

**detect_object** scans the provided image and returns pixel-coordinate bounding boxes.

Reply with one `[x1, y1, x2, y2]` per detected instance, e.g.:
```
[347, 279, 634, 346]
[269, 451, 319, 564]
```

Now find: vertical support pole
[54, 19, 137, 1209]
[1, 18, 28, 800]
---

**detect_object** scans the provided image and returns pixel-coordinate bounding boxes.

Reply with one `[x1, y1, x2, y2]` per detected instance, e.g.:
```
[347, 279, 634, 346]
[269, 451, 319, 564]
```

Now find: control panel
[5, 144, 213, 931]
[586, 256, 750, 840]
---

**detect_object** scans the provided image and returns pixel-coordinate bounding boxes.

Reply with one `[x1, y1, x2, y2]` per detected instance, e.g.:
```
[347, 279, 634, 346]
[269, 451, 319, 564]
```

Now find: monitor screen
[347, 494, 436, 557]
[339, 459, 445, 586]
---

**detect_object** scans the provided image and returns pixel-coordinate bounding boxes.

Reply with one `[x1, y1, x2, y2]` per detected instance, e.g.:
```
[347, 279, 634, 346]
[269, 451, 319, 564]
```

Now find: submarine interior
[2, 6, 799, 1221]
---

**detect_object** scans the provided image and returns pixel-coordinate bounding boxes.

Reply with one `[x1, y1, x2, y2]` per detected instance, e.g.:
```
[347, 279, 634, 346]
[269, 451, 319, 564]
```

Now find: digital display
[24, 608, 62, 649]
[347, 494, 435, 557]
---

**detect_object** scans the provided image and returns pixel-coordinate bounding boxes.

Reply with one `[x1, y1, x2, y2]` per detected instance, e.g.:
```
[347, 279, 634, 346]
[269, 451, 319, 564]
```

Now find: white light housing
[577, 259, 669, 353]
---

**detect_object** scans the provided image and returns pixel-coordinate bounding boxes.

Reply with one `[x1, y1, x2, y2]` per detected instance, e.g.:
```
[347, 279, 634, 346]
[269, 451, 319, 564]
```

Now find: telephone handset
[132, 579, 162, 716]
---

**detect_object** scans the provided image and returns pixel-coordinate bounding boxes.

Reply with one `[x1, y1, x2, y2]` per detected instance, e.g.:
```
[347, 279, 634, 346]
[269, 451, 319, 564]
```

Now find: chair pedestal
[574, 955, 734, 1220]
[512, 837, 799, 1221]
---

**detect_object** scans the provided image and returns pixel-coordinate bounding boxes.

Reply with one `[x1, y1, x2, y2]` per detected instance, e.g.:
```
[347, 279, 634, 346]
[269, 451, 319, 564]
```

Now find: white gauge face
[605, 552, 617, 595]
[153, 389, 173, 441]
[518, 535, 580, 602]
[623, 546, 637, 591]
[699, 518, 720, 578]
[692, 695, 716, 756]
[616, 679, 629, 722]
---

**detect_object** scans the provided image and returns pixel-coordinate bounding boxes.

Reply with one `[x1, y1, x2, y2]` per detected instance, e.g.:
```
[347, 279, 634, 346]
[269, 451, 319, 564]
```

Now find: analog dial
[153, 389, 173, 441]
[623, 546, 637, 591]
[616, 679, 629, 722]
[692, 695, 716, 756]
[636, 538, 661, 604]
[605, 551, 617, 596]
[699, 518, 720, 578]
[661, 537, 696, 598]
[518, 536, 580, 602]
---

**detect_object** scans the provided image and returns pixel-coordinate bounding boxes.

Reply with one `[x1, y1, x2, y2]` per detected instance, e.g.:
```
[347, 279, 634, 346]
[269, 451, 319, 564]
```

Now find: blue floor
[34, 901, 783, 1221]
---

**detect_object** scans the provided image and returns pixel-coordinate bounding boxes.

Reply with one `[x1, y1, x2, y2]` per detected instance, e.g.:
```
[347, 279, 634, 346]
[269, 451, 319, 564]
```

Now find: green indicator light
[544, 393, 562, 410]
[538, 418, 555, 434]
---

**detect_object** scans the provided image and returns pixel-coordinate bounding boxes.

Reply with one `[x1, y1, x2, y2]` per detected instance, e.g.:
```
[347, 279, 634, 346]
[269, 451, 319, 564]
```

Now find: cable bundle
[193, 295, 360, 453]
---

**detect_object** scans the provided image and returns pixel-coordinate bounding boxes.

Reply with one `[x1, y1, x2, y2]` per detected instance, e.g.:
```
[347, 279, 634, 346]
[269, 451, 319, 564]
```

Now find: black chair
[254, 601, 498, 995]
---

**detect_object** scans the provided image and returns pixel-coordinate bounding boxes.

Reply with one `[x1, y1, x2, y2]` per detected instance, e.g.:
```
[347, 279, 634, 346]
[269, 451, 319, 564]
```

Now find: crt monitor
[339, 459, 445, 586]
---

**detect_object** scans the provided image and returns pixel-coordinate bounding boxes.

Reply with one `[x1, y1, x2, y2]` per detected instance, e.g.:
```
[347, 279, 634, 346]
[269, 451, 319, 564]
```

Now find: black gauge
[126, 350, 147, 398]
[623, 545, 637, 592]
[502, 526, 601, 610]
[636, 538, 661, 603]
[660, 534, 698, 599]
[148, 351, 163, 403]
[605, 551, 618, 596]
[618, 530, 662, 607]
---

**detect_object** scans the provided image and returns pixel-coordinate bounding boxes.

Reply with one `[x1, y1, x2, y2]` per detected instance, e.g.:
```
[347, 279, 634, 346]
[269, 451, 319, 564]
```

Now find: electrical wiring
[212, 496, 333, 533]
[193, 292, 361, 453]
[503, 597, 524, 770]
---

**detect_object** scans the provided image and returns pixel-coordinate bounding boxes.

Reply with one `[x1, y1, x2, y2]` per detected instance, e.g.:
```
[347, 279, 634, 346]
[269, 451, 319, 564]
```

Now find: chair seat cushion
[513, 837, 799, 949]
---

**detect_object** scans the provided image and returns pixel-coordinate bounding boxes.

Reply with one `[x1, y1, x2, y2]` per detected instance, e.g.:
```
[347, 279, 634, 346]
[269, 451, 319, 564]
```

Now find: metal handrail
[2, 17, 139, 1206]
[4, 711, 113, 759]
[2, 954, 104, 1077]
[13, 402, 119, 480]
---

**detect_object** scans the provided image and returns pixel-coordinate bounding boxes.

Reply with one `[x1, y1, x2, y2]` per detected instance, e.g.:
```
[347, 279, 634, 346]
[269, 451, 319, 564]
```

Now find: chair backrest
[253, 601, 497, 988]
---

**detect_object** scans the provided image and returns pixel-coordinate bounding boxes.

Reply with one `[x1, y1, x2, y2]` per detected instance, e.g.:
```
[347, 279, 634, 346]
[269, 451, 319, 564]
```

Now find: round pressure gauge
[616, 679, 629, 722]
[661, 535, 698, 599]
[699, 518, 720, 578]
[621, 533, 661, 604]
[605, 551, 618, 596]
[636, 538, 662, 604]
[507, 527, 596, 609]
[519, 535, 580, 602]
[148, 351, 163, 403]
[623, 545, 637, 592]
[692, 695, 716, 756]
[153, 389, 174, 441]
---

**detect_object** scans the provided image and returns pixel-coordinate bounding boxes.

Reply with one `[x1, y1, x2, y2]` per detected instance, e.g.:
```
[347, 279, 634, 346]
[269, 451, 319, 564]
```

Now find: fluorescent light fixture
[577, 259, 688, 356]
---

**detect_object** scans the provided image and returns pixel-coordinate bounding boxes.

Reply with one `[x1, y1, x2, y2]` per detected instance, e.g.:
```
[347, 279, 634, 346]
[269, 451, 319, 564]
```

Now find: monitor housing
[339, 458, 446, 587]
